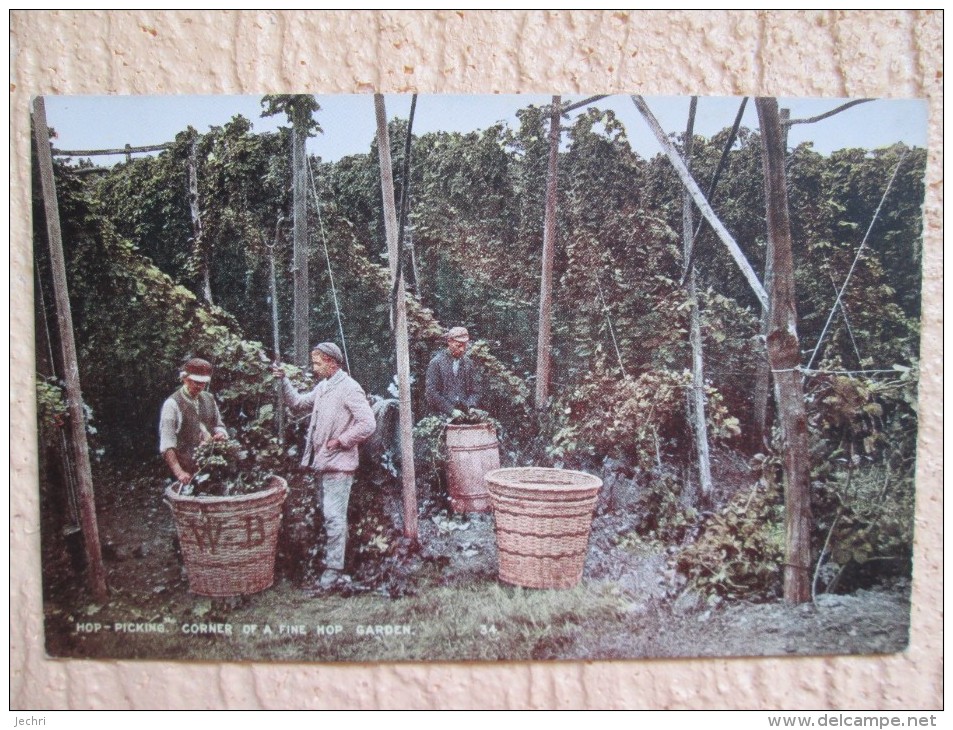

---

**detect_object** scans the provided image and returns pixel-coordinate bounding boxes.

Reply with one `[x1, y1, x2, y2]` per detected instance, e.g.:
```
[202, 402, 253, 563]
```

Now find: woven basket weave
[164, 475, 289, 597]
[485, 467, 602, 589]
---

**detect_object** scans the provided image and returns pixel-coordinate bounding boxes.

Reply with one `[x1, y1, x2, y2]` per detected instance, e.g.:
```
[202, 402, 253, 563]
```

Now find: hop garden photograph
[32, 92, 927, 662]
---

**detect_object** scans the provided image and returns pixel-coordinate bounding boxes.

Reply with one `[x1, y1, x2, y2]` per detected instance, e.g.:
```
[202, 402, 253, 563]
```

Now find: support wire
[305, 155, 351, 374]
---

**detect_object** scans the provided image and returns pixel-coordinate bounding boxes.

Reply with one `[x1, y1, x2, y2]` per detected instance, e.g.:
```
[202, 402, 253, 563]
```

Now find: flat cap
[446, 326, 470, 343]
[312, 342, 344, 364]
[181, 357, 213, 383]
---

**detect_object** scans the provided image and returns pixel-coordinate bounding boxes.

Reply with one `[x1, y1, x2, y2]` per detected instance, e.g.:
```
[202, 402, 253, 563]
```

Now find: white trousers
[318, 472, 354, 571]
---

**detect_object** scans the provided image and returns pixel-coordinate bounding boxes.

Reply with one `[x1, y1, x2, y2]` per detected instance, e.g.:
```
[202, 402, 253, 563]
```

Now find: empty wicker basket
[164, 475, 289, 597]
[485, 467, 602, 589]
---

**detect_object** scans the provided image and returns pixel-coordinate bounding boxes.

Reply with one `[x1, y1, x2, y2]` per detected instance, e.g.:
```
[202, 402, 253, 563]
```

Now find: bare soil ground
[40, 460, 911, 663]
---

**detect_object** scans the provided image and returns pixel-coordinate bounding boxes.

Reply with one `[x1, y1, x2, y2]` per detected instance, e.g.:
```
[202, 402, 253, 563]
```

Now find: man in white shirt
[158, 358, 228, 485]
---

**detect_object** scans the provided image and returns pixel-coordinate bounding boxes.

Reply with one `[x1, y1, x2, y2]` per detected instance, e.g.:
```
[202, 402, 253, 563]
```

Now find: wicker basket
[485, 467, 602, 589]
[164, 475, 289, 597]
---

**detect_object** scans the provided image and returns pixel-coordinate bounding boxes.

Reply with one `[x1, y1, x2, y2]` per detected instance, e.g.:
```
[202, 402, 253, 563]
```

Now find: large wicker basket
[485, 467, 602, 589]
[164, 475, 289, 597]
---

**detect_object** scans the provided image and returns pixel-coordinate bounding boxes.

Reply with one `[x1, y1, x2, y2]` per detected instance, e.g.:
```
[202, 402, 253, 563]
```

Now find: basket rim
[164, 474, 288, 505]
[445, 422, 496, 431]
[485, 466, 601, 491]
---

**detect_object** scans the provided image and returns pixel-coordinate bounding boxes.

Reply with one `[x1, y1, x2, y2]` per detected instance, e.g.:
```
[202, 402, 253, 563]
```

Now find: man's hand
[164, 449, 192, 486]
[271, 363, 286, 379]
[326, 438, 342, 452]
[212, 431, 227, 441]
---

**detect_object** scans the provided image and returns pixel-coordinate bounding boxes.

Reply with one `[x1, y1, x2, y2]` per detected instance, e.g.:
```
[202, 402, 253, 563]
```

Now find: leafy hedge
[547, 365, 740, 470]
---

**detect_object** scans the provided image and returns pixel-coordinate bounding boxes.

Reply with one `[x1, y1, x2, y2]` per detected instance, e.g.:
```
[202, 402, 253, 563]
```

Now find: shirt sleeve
[212, 399, 228, 437]
[281, 378, 317, 414]
[158, 398, 182, 454]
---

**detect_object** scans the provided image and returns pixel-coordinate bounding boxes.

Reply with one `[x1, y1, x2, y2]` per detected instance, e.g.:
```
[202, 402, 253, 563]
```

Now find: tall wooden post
[32, 96, 108, 602]
[682, 98, 713, 503]
[375, 95, 418, 541]
[292, 105, 310, 368]
[752, 108, 789, 450]
[534, 95, 561, 408]
[756, 97, 813, 604]
[187, 137, 213, 305]
[268, 220, 285, 449]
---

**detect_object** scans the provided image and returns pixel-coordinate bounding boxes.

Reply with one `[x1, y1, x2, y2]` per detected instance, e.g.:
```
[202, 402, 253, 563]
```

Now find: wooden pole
[292, 103, 310, 368]
[31, 96, 109, 602]
[682, 98, 713, 504]
[534, 95, 561, 409]
[680, 97, 749, 283]
[756, 97, 813, 604]
[632, 95, 769, 310]
[374, 94, 418, 541]
[268, 217, 285, 448]
[187, 138, 213, 305]
[752, 108, 788, 450]
[52, 143, 171, 157]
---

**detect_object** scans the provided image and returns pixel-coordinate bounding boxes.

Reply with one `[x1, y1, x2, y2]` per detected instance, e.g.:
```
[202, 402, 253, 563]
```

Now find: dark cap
[181, 358, 213, 383]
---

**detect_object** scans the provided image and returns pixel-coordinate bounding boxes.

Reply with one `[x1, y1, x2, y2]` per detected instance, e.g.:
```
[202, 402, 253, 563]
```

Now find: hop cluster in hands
[184, 438, 262, 497]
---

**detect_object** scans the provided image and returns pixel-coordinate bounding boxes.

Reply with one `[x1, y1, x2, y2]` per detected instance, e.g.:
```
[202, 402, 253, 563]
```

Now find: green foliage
[792, 145, 924, 368]
[616, 472, 699, 546]
[548, 365, 740, 470]
[184, 438, 269, 497]
[35, 98, 926, 607]
[804, 363, 918, 591]
[413, 414, 452, 488]
[696, 287, 762, 416]
[260, 94, 323, 137]
[35, 140, 310, 465]
[806, 363, 920, 474]
[36, 378, 68, 437]
[94, 119, 293, 342]
[77, 100, 923, 478]
[413, 408, 501, 488]
[675, 482, 786, 601]
[92, 148, 192, 279]
[309, 219, 533, 438]
[465, 341, 532, 428]
[197, 340, 299, 478]
[814, 465, 915, 589]
[809, 372, 886, 460]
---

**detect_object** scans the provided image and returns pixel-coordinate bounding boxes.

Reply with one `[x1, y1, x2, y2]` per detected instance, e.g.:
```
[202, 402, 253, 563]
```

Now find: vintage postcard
[33, 93, 927, 662]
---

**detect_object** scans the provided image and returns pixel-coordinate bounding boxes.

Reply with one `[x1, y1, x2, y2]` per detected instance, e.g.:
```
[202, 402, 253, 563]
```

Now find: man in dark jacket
[425, 326, 483, 416]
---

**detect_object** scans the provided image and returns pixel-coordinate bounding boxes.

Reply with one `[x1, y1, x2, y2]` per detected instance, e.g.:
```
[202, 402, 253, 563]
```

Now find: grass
[45, 576, 631, 663]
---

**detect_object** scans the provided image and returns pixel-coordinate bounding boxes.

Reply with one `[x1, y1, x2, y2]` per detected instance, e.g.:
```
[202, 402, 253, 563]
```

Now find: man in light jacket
[273, 342, 376, 590]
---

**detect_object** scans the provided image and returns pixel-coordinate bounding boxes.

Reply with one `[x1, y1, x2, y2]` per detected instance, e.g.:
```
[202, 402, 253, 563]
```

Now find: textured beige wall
[10, 10, 942, 710]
